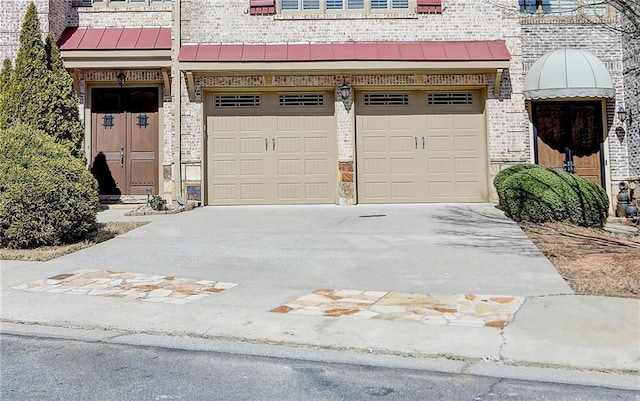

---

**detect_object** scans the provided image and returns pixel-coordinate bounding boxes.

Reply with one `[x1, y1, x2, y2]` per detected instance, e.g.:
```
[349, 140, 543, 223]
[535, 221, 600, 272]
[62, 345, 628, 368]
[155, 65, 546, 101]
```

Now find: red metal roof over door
[58, 27, 172, 50]
[178, 41, 510, 62]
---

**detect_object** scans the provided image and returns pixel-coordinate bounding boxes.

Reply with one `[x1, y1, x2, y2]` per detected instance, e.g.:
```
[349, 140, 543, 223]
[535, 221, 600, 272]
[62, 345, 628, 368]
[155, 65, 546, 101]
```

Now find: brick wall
[621, 14, 640, 178]
[0, 0, 50, 61]
[75, 3, 172, 27]
[48, 0, 70, 40]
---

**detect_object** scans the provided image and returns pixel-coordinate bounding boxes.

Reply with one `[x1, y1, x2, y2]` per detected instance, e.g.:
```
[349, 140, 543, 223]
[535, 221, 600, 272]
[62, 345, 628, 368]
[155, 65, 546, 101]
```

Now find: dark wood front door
[532, 101, 604, 186]
[91, 88, 159, 196]
[536, 138, 603, 185]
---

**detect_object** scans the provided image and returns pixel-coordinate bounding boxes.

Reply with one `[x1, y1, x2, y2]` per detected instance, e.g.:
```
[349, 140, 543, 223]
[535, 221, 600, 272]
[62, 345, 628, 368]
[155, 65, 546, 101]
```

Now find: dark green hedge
[493, 164, 609, 227]
[0, 125, 99, 248]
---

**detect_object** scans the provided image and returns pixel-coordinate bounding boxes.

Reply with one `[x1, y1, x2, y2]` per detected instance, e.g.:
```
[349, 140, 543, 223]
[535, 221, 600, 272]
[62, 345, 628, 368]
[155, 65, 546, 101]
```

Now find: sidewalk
[1, 204, 638, 390]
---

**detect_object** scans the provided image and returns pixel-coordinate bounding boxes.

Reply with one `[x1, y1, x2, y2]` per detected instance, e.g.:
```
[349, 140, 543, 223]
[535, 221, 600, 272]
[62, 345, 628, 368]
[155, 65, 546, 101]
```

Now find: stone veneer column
[336, 83, 355, 205]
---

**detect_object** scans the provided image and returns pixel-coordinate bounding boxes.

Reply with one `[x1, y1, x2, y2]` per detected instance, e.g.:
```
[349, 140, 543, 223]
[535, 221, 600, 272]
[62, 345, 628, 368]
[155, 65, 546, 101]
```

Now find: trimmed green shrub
[493, 163, 538, 209]
[494, 164, 609, 227]
[0, 125, 99, 249]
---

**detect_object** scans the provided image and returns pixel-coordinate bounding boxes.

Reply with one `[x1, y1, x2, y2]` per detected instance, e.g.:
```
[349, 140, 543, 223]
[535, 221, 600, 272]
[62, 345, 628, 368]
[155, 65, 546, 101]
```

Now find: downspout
[173, 0, 185, 205]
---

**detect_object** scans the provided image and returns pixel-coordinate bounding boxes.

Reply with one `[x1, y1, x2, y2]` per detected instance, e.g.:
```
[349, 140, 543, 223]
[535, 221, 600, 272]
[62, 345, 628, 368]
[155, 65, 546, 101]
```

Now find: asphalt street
[2, 334, 638, 401]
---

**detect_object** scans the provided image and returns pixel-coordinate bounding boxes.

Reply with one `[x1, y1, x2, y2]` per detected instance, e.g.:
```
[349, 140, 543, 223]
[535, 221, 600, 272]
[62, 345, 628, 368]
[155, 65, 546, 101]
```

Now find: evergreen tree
[0, 3, 84, 158]
[0, 2, 49, 131]
[0, 58, 12, 92]
[45, 33, 84, 157]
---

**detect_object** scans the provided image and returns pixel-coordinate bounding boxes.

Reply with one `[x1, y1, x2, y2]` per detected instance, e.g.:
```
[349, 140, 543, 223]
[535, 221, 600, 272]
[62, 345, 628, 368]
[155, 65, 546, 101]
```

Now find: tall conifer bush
[0, 2, 98, 249]
[0, 2, 49, 133]
[0, 3, 83, 157]
[44, 34, 84, 157]
[0, 59, 12, 92]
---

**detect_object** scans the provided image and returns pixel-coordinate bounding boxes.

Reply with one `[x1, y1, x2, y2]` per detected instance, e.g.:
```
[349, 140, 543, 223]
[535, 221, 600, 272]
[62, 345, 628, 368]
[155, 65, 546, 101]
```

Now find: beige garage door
[356, 91, 488, 203]
[206, 92, 337, 205]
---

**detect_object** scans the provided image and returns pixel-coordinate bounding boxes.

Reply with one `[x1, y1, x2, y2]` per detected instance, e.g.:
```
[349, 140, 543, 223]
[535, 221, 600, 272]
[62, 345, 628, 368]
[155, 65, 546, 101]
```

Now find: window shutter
[250, 0, 275, 15]
[416, 0, 442, 14]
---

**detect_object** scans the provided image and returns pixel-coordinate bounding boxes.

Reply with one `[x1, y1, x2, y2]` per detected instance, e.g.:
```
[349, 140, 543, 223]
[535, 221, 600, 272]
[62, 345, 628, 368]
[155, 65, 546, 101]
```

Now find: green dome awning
[524, 49, 615, 100]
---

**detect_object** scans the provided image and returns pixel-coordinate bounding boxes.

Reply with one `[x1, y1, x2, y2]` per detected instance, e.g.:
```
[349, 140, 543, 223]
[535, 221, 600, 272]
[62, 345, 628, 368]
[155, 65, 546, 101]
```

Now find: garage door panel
[362, 182, 388, 200]
[390, 136, 414, 152]
[427, 181, 454, 199]
[454, 182, 483, 200]
[453, 136, 479, 152]
[212, 160, 237, 176]
[363, 158, 388, 174]
[240, 183, 264, 200]
[240, 159, 264, 176]
[455, 158, 480, 173]
[391, 182, 415, 199]
[277, 159, 301, 175]
[211, 138, 237, 154]
[427, 136, 452, 152]
[305, 137, 328, 152]
[357, 90, 487, 203]
[361, 115, 388, 130]
[427, 158, 452, 173]
[452, 114, 478, 128]
[207, 92, 336, 205]
[278, 183, 302, 200]
[426, 117, 450, 130]
[389, 115, 414, 130]
[303, 118, 330, 130]
[390, 158, 413, 173]
[362, 136, 387, 153]
[305, 183, 331, 200]
[276, 117, 302, 133]
[276, 137, 302, 153]
[240, 138, 266, 154]
[212, 184, 237, 202]
[305, 159, 329, 174]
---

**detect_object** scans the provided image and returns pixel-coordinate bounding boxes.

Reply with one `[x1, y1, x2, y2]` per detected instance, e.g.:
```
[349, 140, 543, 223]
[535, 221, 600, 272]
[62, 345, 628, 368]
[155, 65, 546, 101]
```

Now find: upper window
[281, 0, 410, 12]
[519, 0, 608, 16]
[76, 0, 172, 5]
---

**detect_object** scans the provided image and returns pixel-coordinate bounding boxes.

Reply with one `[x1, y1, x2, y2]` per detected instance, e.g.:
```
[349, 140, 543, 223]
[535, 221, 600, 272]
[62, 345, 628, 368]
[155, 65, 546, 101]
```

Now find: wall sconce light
[617, 106, 627, 124]
[117, 71, 127, 88]
[340, 81, 351, 101]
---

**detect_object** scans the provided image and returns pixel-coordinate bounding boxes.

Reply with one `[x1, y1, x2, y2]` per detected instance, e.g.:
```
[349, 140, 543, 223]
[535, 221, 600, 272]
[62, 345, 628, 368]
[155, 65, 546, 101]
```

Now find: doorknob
[120, 147, 125, 167]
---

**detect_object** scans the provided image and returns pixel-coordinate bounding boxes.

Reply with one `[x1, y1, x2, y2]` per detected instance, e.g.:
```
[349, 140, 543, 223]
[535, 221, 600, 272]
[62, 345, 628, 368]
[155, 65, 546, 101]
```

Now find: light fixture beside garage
[339, 80, 352, 111]
[340, 80, 351, 101]
[117, 70, 127, 88]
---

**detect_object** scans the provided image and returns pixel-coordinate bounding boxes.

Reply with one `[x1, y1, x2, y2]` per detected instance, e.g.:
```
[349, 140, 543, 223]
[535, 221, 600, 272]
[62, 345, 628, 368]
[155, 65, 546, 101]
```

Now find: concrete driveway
[6, 203, 640, 387]
[33, 203, 571, 297]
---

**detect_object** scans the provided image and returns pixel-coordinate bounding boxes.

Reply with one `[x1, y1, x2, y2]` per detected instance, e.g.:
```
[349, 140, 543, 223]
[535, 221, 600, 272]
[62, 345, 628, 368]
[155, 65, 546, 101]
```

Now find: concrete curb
[2, 320, 639, 391]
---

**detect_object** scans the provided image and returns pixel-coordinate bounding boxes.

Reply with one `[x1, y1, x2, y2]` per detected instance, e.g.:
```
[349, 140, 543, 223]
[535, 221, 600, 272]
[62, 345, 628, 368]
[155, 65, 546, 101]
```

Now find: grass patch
[0, 221, 146, 261]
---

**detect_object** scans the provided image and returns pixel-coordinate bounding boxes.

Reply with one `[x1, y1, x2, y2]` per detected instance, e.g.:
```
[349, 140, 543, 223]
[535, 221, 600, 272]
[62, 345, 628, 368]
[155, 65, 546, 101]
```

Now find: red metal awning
[58, 27, 172, 50]
[178, 40, 510, 63]
[57, 27, 172, 70]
